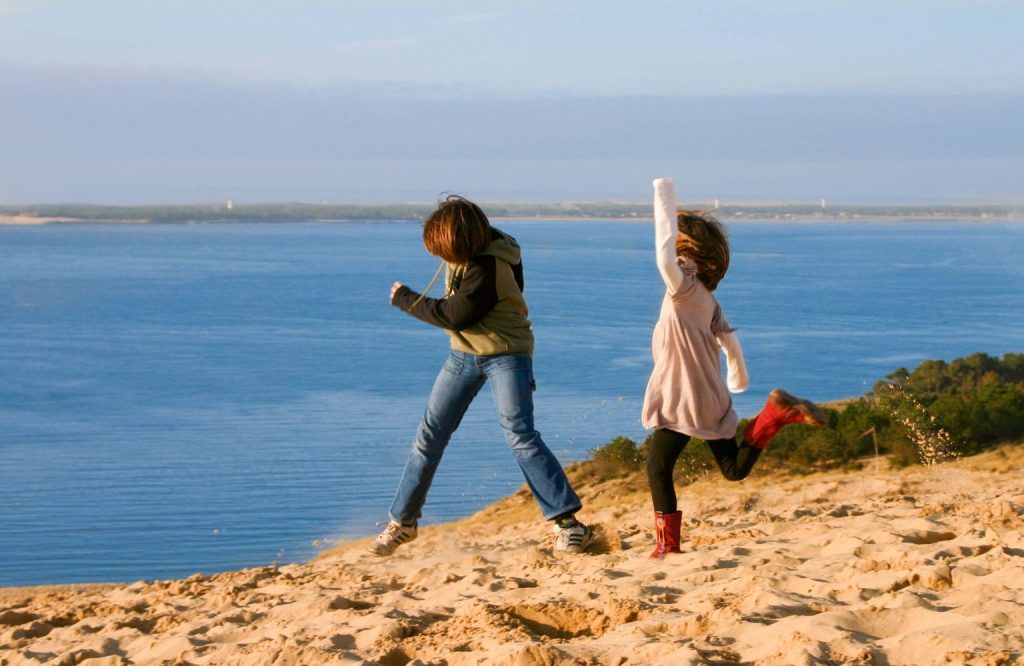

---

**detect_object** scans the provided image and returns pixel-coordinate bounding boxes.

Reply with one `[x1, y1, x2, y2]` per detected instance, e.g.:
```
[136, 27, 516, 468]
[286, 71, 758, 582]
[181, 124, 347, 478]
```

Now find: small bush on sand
[587, 436, 645, 480]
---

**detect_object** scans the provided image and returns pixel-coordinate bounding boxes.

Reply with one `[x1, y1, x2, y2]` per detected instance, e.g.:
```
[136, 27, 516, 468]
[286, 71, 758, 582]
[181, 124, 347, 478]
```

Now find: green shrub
[588, 352, 1024, 475]
[587, 436, 645, 479]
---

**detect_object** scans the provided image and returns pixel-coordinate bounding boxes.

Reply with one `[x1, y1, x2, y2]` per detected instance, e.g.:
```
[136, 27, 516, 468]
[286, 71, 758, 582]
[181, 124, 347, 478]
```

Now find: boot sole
[769, 388, 827, 426]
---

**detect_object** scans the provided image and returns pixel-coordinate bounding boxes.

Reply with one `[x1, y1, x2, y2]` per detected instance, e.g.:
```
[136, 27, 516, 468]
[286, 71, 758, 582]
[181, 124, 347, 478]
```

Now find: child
[372, 195, 593, 556]
[643, 177, 826, 558]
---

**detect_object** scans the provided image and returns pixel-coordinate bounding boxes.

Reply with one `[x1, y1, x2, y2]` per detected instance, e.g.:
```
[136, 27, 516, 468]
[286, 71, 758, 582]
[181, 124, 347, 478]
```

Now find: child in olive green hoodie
[371, 195, 593, 557]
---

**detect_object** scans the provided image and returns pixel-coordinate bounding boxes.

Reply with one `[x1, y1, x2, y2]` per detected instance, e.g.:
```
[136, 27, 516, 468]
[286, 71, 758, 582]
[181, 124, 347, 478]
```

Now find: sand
[0, 216, 67, 225]
[3, 446, 1024, 665]
[0, 216, 145, 225]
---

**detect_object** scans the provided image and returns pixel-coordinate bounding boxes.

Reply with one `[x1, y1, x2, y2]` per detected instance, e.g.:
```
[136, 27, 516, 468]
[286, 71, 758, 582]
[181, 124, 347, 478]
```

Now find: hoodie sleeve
[391, 257, 499, 330]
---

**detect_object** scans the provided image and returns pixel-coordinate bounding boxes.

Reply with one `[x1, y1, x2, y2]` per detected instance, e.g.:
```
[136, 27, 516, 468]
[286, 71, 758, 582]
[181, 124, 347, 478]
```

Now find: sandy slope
[3, 447, 1024, 665]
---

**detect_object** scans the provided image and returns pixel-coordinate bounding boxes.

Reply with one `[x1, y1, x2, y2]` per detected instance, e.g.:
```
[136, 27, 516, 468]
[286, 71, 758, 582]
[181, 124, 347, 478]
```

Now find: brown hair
[675, 209, 730, 291]
[422, 195, 492, 264]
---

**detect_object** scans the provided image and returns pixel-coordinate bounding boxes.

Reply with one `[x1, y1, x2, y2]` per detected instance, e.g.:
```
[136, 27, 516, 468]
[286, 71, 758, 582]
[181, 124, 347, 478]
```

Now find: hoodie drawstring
[409, 260, 446, 309]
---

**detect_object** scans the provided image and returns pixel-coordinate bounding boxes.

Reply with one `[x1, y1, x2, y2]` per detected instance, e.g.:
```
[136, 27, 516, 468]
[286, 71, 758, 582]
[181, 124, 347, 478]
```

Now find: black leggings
[647, 428, 762, 513]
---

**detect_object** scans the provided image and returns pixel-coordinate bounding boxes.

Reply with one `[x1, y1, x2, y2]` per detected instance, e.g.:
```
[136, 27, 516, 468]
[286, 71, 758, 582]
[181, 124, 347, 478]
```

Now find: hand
[390, 281, 403, 301]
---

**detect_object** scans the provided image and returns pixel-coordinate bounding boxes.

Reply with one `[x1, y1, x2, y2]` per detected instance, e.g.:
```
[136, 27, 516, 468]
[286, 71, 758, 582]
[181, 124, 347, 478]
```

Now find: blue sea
[1, 220, 1022, 586]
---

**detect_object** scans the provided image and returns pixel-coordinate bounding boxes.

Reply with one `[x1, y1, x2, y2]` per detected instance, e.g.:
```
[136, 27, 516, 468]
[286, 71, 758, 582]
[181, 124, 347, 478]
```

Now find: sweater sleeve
[391, 257, 498, 330]
[717, 331, 750, 393]
[653, 177, 696, 296]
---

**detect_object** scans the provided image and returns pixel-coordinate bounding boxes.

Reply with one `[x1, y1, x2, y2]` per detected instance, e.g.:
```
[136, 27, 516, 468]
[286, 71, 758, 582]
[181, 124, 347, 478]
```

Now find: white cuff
[717, 331, 749, 393]
[652, 177, 675, 192]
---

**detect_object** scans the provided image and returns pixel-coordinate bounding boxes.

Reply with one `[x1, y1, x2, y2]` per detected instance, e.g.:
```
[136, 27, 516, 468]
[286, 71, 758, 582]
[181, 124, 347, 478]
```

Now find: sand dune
[0, 216, 86, 225]
[3, 447, 1024, 665]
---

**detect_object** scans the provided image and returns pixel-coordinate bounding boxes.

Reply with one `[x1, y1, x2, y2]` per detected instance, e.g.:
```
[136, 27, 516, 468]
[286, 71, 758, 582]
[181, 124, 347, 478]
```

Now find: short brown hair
[422, 195, 491, 264]
[675, 210, 730, 291]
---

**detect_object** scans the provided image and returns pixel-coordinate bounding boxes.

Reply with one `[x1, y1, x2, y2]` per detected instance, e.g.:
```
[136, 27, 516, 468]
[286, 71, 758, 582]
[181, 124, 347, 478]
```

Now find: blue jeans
[389, 351, 582, 525]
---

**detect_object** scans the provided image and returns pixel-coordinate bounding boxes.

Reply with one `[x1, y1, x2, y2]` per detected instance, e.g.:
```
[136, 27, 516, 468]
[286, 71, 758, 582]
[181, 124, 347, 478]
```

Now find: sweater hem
[641, 419, 738, 442]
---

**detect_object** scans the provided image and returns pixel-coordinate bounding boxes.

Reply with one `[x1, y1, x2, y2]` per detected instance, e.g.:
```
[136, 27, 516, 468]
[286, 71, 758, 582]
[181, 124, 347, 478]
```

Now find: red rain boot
[743, 388, 827, 449]
[650, 511, 682, 559]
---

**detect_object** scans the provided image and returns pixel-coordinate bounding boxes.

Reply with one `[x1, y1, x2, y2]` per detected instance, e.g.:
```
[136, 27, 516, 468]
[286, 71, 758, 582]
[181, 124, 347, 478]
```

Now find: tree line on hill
[588, 352, 1024, 479]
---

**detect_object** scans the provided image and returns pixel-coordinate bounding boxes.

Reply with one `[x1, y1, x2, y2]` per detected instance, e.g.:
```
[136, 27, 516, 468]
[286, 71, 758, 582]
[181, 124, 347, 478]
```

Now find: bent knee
[505, 431, 545, 452]
[413, 426, 451, 453]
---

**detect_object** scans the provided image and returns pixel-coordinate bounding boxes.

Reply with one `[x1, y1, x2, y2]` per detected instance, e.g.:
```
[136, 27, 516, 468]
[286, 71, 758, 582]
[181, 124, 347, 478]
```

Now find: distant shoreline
[2, 216, 1021, 226]
[3, 201, 1023, 226]
[0, 215, 147, 225]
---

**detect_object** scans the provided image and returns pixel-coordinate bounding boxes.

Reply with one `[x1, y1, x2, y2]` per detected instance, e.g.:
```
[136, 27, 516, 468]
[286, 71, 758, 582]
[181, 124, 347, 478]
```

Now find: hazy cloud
[438, 12, 504, 26]
[0, 0, 26, 19]
[332, 37, 418, 54]
[1, 63, 1021, 203]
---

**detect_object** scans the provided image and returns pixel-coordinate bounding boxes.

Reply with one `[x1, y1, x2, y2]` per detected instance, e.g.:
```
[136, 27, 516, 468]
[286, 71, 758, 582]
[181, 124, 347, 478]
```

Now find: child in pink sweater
[642, 177, 826, 558]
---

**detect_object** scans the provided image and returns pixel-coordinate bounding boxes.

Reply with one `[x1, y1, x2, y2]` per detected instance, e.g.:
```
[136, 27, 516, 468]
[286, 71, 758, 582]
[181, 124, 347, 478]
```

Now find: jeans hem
[387, 513, 417, 527]
[541, 503, 583, 521]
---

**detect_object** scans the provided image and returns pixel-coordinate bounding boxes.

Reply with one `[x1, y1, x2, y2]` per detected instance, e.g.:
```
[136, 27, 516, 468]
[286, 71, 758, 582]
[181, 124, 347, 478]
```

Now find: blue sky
[1, 1, 1022, 203]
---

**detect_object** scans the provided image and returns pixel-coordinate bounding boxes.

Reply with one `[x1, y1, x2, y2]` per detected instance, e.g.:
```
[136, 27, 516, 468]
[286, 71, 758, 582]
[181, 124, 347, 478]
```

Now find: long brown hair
[422, 195, 491, 264]
[675, 209, 730, 291]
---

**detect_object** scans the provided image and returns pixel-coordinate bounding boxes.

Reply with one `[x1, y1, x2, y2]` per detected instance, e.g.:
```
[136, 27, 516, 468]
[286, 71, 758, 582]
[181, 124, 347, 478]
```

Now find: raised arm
[652, 177, 682, 292]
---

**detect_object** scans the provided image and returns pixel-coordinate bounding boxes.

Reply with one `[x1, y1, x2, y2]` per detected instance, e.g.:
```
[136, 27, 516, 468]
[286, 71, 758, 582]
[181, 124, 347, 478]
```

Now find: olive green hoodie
[391, 228, 535, 356]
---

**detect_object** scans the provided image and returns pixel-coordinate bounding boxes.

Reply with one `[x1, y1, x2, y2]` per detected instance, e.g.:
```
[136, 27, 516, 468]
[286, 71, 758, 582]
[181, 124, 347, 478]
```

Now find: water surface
[1, 219, 1021, 585]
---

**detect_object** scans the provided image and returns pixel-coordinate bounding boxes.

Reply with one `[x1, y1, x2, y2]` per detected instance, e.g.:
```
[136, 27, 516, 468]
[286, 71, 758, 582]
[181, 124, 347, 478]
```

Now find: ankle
[553, 513, 580, 528]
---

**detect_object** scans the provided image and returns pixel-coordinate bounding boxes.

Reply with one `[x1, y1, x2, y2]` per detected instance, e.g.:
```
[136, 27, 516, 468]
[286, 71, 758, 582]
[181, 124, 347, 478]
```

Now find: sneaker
[552, 521, 595, 554]
[369, 520, 417, 556]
